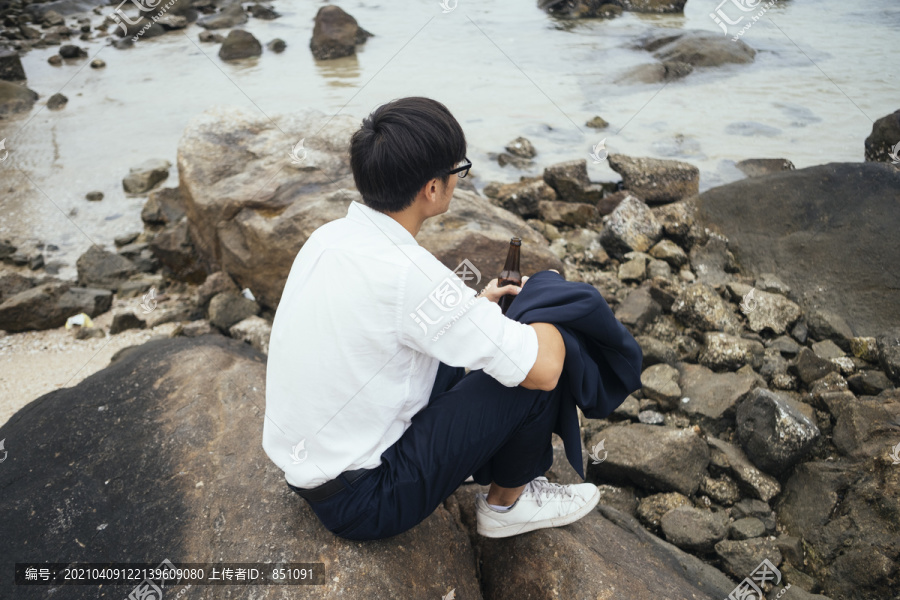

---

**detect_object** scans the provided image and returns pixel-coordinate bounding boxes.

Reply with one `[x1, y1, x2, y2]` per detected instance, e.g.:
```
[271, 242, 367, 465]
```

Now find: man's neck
[383, 207, 425, 238]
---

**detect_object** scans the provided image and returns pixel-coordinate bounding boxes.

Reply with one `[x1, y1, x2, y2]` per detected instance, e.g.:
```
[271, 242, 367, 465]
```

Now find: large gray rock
[218, 29, 262, 61]
[864, 109, 900, 163]
[0, 47, 26, 81]
[776, 457, 900, 599]
[0, 280, 112, 332]
[661, 506, 728, 552]
[676, 362, 760, 421]
[309, 5, 373, 60]
[0, 80, 39, 116]
[76, 244, 139, 291]
[694, 163, 900, 336]
[875, 327, 900, 385]
[735, 389, 820, 476]
[122, 158, 171, 194]
[599, 195, 663, 259]
[672, 282, 742, 334]
[542, 159, 604, 204]
[707, 436, 781, 502]
[642, 29, 757, 67]
[0, 336, 485, 600]
[587, 424, 709, 496]
[177, 106, 562, 310]
[607, 154, 699, 204]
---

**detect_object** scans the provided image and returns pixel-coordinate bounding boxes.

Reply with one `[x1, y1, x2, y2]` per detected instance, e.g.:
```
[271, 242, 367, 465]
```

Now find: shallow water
[0, 0, 897, 280]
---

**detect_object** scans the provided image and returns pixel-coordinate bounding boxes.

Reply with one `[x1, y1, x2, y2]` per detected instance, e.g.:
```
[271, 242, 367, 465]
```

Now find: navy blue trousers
[296, 360, 565, 541]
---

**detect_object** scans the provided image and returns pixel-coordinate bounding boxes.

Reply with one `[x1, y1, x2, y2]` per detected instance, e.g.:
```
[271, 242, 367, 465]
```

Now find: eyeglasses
[447, 157, 472, 178]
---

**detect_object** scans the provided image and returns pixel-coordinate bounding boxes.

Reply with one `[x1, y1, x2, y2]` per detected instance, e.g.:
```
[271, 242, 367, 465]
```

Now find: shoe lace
[523, 476, 575, 508]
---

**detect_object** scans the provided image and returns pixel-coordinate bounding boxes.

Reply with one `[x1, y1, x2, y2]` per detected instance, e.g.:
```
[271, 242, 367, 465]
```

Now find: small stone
[649, 239, 687, 268]
[267, 38, 286, 53]
[660, 506, 728, 552]
[849, 336, 879, 362]
[47, 93, 68, 110]
[640, 363, 681, 409]
[586, 116, 609, 129]
[86, 191, 103, 202]
[90, 59, 105, 69]
[59, 44, 87, 59]
[636, 491, 691, 530]
[504, 136, 536, 159]
[618, 256, 647, 283]
[729, 517, 766, 540]
[637, 410, 665, 425]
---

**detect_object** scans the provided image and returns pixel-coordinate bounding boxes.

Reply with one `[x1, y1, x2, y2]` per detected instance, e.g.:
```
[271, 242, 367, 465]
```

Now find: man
[262, 96, 601, 541]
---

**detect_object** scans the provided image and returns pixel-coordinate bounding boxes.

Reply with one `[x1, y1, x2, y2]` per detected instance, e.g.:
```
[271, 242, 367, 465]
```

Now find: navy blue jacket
[505, 269, 643, 479]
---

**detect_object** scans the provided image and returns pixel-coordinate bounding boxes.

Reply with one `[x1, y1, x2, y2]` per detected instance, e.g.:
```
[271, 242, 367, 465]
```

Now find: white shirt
[263, 200, 540, 488]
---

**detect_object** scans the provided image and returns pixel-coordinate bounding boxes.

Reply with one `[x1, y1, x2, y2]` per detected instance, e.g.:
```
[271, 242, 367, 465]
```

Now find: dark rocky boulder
[310, 5, 373, 60]
[0, 80, 39, 116]
[218, 29, 262, 61]
[538, 0, 686, 18]
[636, 29, 756, 68]
[0, 280, 112, 332]
[776, 456, 900, 599]
[177, 106, 561, 310]
[864, 109, 900, 163]
[0, 47, 26, 81]
[0, 334, 747, 599]
[693, 162, 900, 336]
[0, 336, 485, 599]
[607, 154, 699, 204]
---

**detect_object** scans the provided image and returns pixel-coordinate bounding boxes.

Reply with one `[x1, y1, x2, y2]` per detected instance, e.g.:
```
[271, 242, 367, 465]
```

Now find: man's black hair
[349, 97, 467, 213]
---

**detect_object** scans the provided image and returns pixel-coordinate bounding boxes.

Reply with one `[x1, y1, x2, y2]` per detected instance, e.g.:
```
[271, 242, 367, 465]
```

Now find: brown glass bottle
[497, 237, 522, 315]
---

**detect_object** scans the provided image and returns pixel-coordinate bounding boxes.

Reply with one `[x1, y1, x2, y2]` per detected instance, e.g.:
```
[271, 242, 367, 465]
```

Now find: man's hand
[476, 269, 559, 304]
[477, 276, 529, 304]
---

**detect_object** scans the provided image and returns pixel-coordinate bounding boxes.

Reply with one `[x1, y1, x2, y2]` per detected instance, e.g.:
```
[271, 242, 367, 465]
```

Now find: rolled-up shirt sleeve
[398, 253, 540, 387]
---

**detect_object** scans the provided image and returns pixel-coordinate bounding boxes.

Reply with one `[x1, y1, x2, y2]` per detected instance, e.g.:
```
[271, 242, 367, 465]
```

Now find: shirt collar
[346, 200, 419, 246]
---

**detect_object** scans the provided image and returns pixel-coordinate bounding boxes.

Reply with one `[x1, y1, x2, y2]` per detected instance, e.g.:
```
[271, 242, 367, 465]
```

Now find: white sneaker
[475, 476, 600, 538]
